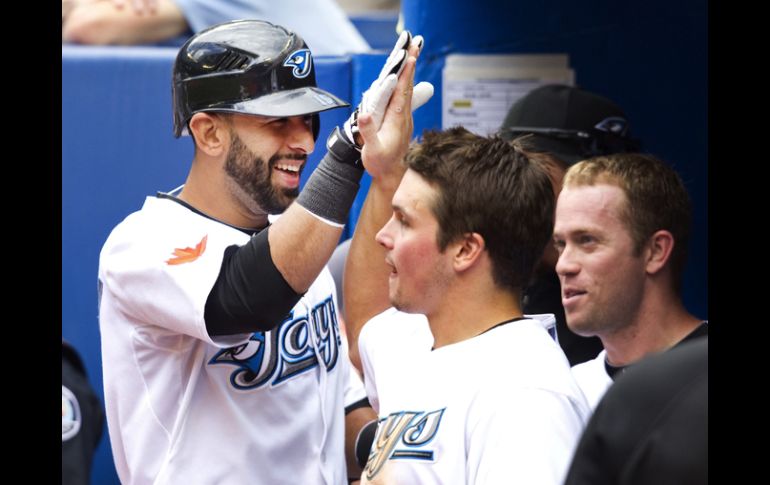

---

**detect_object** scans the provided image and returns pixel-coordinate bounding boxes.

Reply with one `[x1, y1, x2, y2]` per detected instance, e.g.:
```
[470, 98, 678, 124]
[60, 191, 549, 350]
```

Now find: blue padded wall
[62, 45, 351, 483]
[350, 11, 400, 50]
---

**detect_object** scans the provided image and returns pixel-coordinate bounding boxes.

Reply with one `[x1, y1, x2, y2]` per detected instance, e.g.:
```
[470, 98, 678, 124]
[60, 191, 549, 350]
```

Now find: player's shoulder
[99, 196, 248, 277]
[359, 308, 432, 362]
[571, 350, 607, 376]
[571, 350, 609, 389]
[484, 314, 560, 359]
[570, 350, 611, 409]
[105, 196, 246, 249]
[118, 195, 206, 229]
[361, 308, 429, 340]
[104, 196, 186, 243]
[523, 313, 557, 337]
[476, 316, 585, 396]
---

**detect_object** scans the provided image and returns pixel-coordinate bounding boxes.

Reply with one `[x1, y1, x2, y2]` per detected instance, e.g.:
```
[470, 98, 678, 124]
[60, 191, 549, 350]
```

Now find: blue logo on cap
[284, 49, 312, 79]
[594, 117, 629, 136]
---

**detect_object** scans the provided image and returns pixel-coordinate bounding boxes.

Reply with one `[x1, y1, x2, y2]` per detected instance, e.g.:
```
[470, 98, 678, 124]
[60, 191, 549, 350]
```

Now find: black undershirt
[605, 321, 709, 380]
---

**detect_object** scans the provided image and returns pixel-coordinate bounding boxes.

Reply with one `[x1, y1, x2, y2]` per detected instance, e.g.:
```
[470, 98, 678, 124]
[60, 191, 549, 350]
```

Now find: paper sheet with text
[442, 54, 575, 136]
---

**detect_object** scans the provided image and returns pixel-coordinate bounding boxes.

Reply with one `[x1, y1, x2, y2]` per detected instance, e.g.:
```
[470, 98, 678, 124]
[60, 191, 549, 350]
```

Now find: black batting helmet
[172, 19, 349, 139]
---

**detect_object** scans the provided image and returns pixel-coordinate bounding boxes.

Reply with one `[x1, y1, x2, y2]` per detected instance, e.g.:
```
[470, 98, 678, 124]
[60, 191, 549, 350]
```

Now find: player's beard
[224, 133, 306, 214]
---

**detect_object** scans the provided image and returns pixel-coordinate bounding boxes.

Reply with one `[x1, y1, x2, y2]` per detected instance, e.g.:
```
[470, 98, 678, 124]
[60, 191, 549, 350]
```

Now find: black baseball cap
[500, 84, 641, 165]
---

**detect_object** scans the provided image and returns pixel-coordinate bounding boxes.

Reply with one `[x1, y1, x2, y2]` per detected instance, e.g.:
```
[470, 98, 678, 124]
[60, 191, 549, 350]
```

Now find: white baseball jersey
[358, 309, 590, 485]
[98, 195, 355, 485]
[571, 350, 612, 411]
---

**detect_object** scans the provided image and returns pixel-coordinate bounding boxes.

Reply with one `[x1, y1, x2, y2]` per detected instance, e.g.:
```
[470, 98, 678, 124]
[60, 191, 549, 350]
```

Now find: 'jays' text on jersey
[98, 195, 354, 485]
[358, 309, 591, 485]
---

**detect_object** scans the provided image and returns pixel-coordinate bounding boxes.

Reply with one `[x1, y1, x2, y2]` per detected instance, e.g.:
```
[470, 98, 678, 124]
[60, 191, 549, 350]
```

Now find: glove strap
[327, 126, 363, 169]
[342, 109, 363, 152]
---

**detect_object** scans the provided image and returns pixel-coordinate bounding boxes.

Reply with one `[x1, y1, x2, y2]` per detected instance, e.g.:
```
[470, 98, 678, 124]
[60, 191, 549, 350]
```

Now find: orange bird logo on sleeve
[166, 235, 208, 265]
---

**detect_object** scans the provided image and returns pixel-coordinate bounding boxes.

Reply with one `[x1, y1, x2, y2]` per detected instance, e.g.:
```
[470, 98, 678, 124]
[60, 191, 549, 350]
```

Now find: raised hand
[343, 30, 411, 149]
[358, 33, 433, 181]
[340, 31, 433, 150]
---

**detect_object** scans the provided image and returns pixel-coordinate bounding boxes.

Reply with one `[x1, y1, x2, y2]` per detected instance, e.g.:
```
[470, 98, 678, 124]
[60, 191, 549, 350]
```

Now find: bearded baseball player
[343, 128, 590, 484]
[97, 20, 432, 484]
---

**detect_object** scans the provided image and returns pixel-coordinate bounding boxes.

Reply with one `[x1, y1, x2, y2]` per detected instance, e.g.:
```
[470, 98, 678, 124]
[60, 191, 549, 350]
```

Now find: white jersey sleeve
[571, 350, 612, 410]
[99, 197, 251, 348]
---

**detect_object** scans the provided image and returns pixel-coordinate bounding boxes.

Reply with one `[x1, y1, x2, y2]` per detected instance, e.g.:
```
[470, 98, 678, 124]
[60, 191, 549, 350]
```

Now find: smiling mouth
[270, 151, 306, 176]
[272, 162, 303, 188]
[274, 163, 301, 173]
[562, 288, 588, 309]
[563, 289, 586, 299]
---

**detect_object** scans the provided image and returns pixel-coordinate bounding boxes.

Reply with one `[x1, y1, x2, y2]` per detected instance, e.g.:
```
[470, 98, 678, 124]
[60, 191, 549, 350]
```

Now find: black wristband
[296, 127, 365, 225]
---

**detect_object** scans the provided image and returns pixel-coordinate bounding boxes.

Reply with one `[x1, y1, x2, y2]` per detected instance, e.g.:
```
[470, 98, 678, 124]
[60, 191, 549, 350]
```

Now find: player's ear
[189, 112, 229, 157]
[644, 229, 675, 275]
[453, 232, 485, 273]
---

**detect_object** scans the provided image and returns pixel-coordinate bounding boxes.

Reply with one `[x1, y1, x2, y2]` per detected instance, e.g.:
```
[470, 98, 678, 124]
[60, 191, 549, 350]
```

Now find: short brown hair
[563, 153, 692, 291]
[405, 127, 556, 290]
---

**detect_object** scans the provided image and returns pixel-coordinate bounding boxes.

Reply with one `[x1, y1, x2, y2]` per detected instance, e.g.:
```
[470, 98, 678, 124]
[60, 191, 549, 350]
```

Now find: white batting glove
[341, 31, 433, 150]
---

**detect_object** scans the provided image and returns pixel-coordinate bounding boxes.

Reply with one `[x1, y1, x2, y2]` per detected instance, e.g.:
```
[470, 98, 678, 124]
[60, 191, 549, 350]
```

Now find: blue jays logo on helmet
[283, 49, 313, 79]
